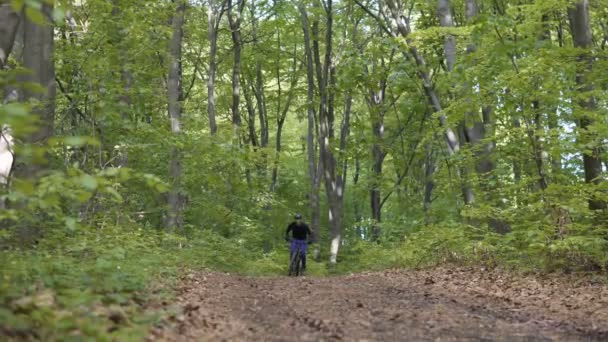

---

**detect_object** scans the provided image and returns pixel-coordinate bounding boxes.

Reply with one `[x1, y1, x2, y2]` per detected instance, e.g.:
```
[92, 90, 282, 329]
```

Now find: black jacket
[285, 222, 312, 241]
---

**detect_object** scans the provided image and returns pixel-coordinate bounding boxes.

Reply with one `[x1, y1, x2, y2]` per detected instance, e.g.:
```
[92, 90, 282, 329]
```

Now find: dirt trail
[149, 268, 608, 341]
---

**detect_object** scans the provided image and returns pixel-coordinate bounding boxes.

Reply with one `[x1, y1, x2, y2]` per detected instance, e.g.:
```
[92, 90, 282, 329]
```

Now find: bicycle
[288, 239, 306, 276]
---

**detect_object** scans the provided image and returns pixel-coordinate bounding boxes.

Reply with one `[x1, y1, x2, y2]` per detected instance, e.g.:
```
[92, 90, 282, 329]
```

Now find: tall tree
[14, 2, 55, 180]
[568, 0, 605, 211]
[166, 0, 187, 231]
[207, 0, 225, 135]
[111, 0, 133, 167]
[0, 2, 20, 205]
[270, 46, 300, 192]
[250, 0, 268, 149]
[298, 1, 322, 259]
[227, 0, 244, 138]
[437, 0, 475, 204]
[312, 0, 349, 265]
[364, 50, 392, 240]
[0, 1, 20, 70]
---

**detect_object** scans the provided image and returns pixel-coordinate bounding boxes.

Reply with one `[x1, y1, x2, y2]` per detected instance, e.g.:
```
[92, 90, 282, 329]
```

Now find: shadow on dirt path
[149, 268, 608, 341]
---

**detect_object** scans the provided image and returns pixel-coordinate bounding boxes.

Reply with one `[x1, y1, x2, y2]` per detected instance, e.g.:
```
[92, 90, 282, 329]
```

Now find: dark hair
[294, 214, 302, 220]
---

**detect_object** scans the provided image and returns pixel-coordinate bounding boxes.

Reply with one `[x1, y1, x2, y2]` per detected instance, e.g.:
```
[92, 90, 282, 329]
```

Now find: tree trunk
[423, 142, 435, 216]
[369, 89, 385, 240]
[530, 102, 548, 191]
[0, 3, 20, 198]
[243, 80, 258, 147]
[384, 0, 460, 156]
[207, 0, 222, 136]
[111, 1, 132, 168]
[437, 0, 477, 206]
[228, 0, 243, 138]
[298, 3, 322, 260]
[0, 2, 20, 69]
[14, 2, 55, 180]
[512, 116, 523, 184]
[314, 0, 346, 265]
[271, 49, 299, 192]
[437, 0, 456, 71]
[568, 0, 605, 210]
[166, 0, 186, 232]
[255, 64, 268, 148]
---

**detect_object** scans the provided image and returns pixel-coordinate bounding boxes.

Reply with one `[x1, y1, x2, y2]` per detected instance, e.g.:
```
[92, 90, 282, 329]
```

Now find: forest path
[149, 267, 608, 341]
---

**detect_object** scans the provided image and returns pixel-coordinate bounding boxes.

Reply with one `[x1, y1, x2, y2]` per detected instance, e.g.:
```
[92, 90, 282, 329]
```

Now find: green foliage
[0, 225, 301, 339]
[3, 0, 608, 338]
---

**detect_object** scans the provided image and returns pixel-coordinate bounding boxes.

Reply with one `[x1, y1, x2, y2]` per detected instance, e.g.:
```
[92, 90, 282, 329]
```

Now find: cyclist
[285, 214, 313, 272]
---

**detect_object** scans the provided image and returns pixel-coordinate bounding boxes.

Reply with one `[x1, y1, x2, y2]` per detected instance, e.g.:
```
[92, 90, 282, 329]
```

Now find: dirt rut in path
[150, 268, 608, 341]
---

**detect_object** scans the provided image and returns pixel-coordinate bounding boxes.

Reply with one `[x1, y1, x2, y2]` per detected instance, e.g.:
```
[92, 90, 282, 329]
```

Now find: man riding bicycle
[285, 214, 313, 272]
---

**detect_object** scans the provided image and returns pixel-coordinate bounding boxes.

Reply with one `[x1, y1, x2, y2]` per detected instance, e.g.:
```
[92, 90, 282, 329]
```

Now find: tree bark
[271, 48, 299, 192]
[111, 1, 132, 168]
[0, 2, 20, 69]
[383, 0, 460, 156]
[368, 74, 387, 241]
[298, 3, 321, 260]
[437, 0, 476, 206]
[14, 2, 55, 180]
[568, 0, 605, 210]
[313, 0, 347, 265]
[166, 0, 186, 231]
[243, 78, 258, 147]
[0, 3, 20, 196]
[228, 0, 244, 138]
[423, 142, 435, 215]
[207, 0, 224, 136]
[249, 1, 268, 149]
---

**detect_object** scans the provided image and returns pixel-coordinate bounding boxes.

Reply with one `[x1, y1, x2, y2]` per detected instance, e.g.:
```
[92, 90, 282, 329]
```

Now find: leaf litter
[150, 267, 608, 341]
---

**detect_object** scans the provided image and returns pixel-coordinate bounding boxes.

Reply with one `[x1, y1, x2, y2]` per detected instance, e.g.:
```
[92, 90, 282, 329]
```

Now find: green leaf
[25, 7, 46, 25]
[63, 136, 100, 147]
[1, 103, 29, 117]
[65, 217, 77, 232]
[11, 0, 25, 12]
[52, 7, 65, 22]
[78, 175, 98, 191]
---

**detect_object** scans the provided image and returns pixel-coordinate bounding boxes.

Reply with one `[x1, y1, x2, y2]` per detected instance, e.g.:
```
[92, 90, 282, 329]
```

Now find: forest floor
[149, 267, 608, 341]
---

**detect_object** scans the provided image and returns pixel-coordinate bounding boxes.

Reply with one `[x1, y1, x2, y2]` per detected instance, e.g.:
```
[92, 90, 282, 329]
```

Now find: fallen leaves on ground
[150, 267, 608, 341]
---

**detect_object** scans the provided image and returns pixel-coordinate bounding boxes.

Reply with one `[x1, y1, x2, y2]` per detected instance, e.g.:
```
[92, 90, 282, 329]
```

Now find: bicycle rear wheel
[289, 248, 302, 276]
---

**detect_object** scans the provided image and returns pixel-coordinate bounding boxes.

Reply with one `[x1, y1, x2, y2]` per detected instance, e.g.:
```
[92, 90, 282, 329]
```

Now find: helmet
[294, 214, 302, 220]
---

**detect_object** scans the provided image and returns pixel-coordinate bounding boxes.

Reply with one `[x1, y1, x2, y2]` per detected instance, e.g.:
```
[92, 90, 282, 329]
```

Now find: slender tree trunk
[255, 65, 268, 148]
[548, 110, 562, 177]
[14, 2, 55, 180]
[243, 80, 258, 147]
[423, 142, 435, 215]
[376, 0, 461, 217]
[111, 1, 132, 167]
[384, 0, 460, 156]
[207, 0, 222, 135]
[228, 0, 244, 138]
[568, 0, 605, 210]
[530, 102, 548, 191]
[0, 2, 20, 69]
[0, 3, 20, 198]
[438, 0, 477, 207]
[315, 0, 346, 265]
[298, 3, 322, 260]
[271, 51, 299, 192]
[249, 1, 268, 149]
[166, 0, 186, 232]
[512, 116, 523, 184]
[437, 0, 456, 71]
[369, 89, 385, 240]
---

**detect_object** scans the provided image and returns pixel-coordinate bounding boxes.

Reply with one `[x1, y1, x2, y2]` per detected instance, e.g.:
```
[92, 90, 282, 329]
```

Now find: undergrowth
[3, 220, 608, 340]
[0, 226, 289, 341]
